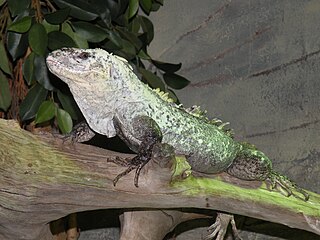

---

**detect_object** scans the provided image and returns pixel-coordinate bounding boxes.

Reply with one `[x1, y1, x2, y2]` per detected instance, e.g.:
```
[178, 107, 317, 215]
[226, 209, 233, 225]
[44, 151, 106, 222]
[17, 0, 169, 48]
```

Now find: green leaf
[115, 39, 136, 59]
[151, 2, 161, 11]
[152, 60, 181, 73]
[61, 22, 74, 37]
[53, 0, 98, 21]
[61, 22, 88, 48]
[7, 0, 30, 17]
[139, 0, 152, 14]
[56, 108, 73, 134]
[22, 52, 35, 85]
[139, 67, 165, 90]
[139, 16, 154, 44]
[28, 23, 48, 56]
[53, 0, 114, 25]
[34, 55, 55, 91]
[7, 16, 32, 33]
[163, 73, 190, 89]
[129, 16, 141, 33]
[117, 28, 142, 50]
[103, 40, 121, 51]
[6, 32, 28, 61]
[57, 90, 80, 120]
[19, 84, 48, 121]
[99, 8, 112, 27]
[0, 41, 12, 76]
[167, 88, 179, 103]
[35, 100, 56, 124]
[44, 8, 70, 25]
[72, 22, 108, 43]
[42, 19, 60, 33]
[0, 0, 6, 7]
[138, 49, 151, 60]
[129, 0, 139, 19]
[107, 30, 123, 49]
[0, 71, 11, 111]
[103, 0, 120, 20]
[73, 33, 89, 48]
[48, 31, 77, 50]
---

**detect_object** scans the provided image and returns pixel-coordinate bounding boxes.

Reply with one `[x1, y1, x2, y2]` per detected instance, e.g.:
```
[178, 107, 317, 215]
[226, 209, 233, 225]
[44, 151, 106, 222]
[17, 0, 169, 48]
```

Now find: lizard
[46, 48, 309, 239]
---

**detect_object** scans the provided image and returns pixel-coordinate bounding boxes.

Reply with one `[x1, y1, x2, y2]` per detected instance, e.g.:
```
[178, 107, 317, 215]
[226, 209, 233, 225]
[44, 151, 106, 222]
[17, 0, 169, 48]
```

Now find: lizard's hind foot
[204, 213, 242, 240]
[266, 171, 309, 201]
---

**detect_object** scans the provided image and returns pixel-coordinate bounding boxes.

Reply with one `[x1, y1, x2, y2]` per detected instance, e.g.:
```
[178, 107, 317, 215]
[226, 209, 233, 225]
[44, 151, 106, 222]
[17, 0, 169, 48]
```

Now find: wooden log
[0, 119, 319, 239]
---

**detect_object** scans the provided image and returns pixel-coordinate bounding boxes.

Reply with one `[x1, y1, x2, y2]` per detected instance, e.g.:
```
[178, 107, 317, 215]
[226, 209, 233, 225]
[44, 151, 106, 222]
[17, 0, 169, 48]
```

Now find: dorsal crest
[185, 105, 234, 137]
[152, 88, 175, 103]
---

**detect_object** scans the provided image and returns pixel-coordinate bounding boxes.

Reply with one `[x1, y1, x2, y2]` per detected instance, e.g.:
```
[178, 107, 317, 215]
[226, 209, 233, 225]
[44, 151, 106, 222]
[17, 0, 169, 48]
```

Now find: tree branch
[0, 119, 319, 239]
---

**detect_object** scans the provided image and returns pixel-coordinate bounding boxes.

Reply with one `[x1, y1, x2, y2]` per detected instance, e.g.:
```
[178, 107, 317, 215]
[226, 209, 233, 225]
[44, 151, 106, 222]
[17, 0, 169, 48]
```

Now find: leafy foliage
[0, 0, 189, 133]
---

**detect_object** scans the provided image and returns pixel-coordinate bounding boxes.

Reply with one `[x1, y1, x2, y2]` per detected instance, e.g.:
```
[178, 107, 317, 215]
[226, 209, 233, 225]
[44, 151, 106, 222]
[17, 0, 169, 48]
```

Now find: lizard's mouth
[46, 58, 73, 85]
[46, 55, 88, 84]
[45, 57, 56, 72]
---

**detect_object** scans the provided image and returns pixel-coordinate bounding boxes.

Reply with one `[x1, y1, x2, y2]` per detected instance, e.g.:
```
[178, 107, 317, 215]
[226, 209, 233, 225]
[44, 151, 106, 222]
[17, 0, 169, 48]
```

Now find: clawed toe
[267, 171, 309, 201]
[113, 155, 149, 187]
[113, 164, 137, 186]
[204, 213, 241, 240]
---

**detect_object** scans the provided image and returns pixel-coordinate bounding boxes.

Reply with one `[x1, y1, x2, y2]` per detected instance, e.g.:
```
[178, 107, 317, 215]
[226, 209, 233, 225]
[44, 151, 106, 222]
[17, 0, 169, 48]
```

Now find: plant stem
[32, 0, 43, 22]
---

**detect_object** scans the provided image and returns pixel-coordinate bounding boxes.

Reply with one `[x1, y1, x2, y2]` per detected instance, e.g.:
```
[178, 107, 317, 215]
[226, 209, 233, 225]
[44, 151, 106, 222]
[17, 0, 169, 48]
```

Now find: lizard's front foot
[112, 155, 150, 187]
[61, 122, 96, 143]
[266, 171, 309, 201]
[204, 213, 242, 240]
[112, 142, 174, 187]
[112, 115, 163, 187]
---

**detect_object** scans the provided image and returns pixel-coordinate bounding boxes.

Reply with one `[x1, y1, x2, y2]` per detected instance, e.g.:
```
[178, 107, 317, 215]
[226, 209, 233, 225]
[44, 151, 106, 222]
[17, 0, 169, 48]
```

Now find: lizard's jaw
[46, 59, 76, 86]
[46, 48, 112, 86]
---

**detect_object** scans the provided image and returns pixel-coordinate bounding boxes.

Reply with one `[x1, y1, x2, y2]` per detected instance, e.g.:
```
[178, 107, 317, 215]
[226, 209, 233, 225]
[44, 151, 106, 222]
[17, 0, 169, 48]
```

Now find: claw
[113, 155, 149, 187]
[204, 213, 242, 240]
[64, 122, 95, 143]
[113, 164, 137, 186]
[134, 161, 148, 187]
[266, 171, 309, 201]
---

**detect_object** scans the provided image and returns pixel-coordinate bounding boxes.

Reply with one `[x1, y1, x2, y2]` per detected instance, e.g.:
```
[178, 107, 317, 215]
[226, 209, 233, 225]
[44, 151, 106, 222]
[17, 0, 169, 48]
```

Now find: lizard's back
[46, 48, 241, 174]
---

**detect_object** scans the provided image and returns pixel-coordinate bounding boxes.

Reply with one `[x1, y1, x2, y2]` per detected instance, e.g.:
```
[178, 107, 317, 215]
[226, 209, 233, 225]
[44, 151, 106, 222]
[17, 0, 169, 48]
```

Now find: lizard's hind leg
[113, 115, 163, 187]
[225, 148, 271, 181]
[226, 145, 309, 201]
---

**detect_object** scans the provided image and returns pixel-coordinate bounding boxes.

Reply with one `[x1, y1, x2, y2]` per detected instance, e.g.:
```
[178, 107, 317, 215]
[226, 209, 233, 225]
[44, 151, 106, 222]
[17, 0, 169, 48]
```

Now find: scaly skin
[46, 48, 308, 201]
[46, 48, 239, 173]
[46, 48, 309, 240]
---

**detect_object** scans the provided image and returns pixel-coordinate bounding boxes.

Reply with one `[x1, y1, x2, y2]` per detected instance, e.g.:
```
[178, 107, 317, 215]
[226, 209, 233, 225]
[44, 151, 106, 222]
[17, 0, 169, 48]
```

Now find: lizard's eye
[78, 52, 90, 60]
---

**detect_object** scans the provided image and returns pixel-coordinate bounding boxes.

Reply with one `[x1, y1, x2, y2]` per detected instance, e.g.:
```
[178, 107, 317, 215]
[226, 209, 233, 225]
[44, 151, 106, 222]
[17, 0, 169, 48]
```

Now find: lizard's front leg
[113, 115, 163, 187]
[62, 122, 96, 143]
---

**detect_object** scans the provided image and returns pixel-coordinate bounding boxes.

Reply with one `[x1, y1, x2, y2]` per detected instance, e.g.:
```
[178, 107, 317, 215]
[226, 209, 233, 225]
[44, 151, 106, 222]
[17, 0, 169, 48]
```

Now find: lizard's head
[46, 48, 132, 88]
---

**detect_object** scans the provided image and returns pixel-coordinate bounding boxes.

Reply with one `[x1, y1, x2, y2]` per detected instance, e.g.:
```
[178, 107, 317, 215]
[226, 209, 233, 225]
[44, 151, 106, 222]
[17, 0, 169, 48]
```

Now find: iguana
[46, 48, 309, 239]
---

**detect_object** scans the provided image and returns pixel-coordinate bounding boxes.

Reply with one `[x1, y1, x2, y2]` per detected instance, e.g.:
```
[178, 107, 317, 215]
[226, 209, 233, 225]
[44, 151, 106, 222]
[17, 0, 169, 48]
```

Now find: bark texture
[0, 119, 319, 240]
